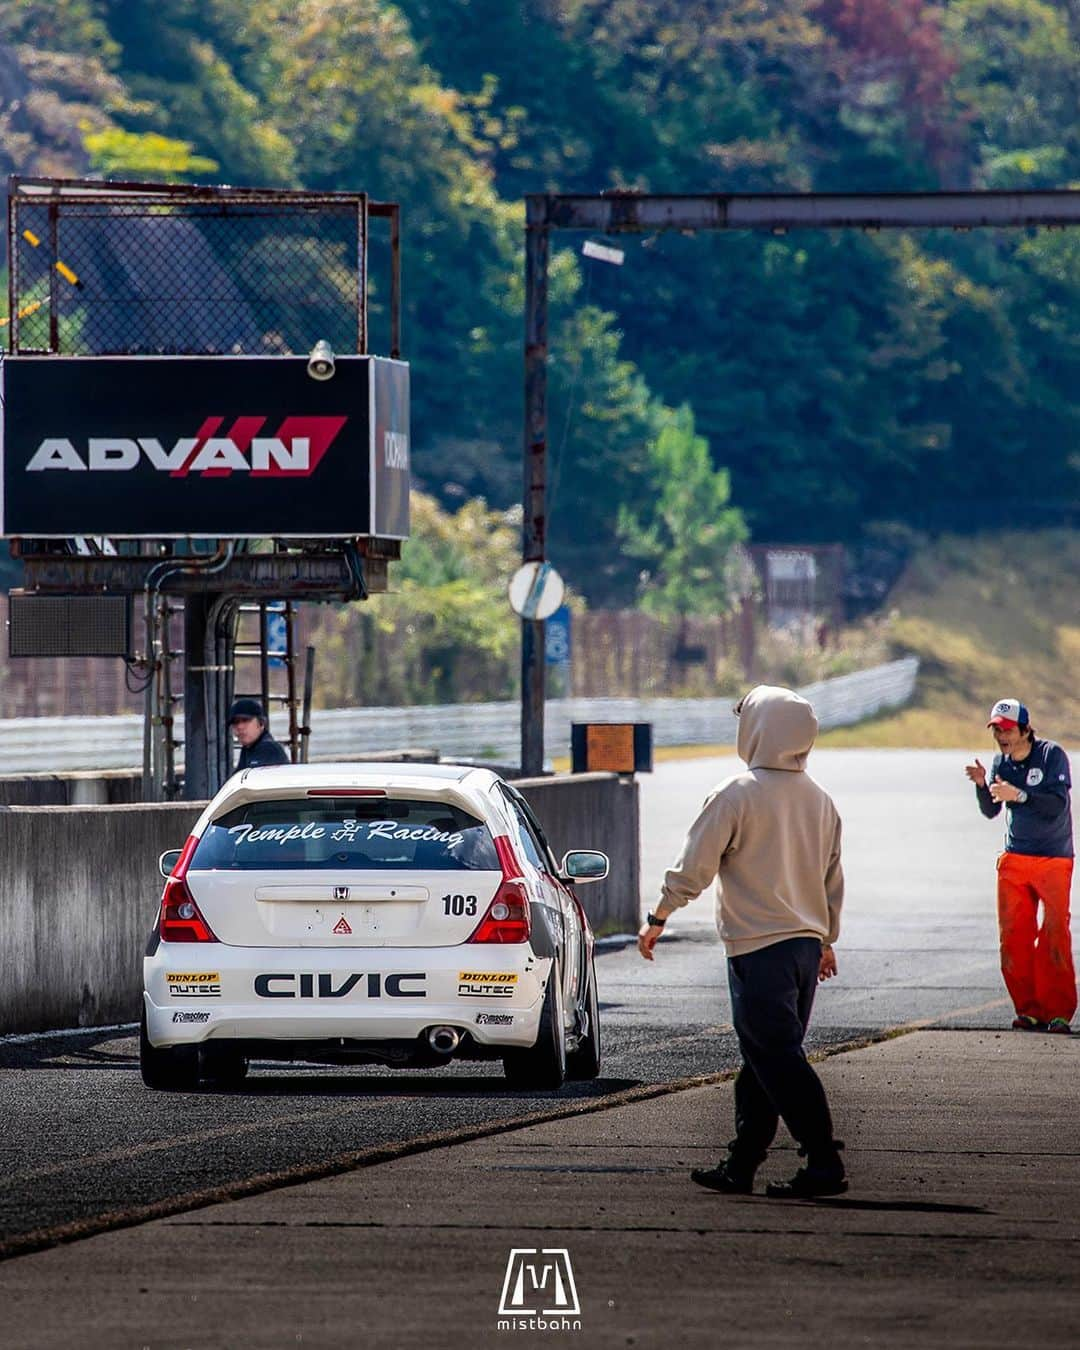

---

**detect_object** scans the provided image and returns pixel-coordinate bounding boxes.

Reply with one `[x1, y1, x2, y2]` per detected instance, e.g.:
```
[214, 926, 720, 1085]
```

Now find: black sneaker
[691, 1160, 755, 1195]
[1012, 1014, 1045, 1031]
[765, 1165, 848, 1199]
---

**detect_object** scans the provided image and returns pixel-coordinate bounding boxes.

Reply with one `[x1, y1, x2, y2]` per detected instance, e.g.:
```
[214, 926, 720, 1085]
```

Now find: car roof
[198, 762, 506, 829]
[236, 762, 499, 789]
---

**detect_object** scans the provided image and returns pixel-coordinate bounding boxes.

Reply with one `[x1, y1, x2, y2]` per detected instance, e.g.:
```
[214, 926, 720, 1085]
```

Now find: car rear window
[191, 797, 500, 871]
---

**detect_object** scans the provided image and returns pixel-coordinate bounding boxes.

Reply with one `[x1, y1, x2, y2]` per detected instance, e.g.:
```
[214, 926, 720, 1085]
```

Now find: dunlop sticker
[166, 972, 221, 998]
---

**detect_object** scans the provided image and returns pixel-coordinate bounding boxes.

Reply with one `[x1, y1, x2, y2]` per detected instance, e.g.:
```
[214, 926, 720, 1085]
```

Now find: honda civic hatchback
[141, 762, 607, 1091]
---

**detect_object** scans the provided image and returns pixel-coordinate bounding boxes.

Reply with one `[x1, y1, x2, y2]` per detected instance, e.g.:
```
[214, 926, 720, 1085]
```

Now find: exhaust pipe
[427, 1025, 461, 1055]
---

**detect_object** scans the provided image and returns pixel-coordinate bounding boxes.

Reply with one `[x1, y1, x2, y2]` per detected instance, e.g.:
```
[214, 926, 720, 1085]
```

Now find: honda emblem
[333, 886, 350, 901]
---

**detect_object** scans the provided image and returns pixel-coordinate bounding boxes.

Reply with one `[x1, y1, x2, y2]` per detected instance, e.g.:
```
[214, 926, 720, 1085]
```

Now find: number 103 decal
[442, 893, 478, 916]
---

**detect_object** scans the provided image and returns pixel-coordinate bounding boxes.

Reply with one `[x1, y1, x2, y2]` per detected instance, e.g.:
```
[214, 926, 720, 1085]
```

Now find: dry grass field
[820, 529, 1079, 748]
[551, 530, 1078, 763]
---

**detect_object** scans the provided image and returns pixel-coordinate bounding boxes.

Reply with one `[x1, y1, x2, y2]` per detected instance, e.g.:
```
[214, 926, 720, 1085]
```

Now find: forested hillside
[1, 0, 1077, 608]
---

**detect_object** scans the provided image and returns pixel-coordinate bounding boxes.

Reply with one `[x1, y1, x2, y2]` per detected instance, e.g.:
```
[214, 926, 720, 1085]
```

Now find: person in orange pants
[996, 853, 1076, 1027]
[966, 699, 1075, 1033]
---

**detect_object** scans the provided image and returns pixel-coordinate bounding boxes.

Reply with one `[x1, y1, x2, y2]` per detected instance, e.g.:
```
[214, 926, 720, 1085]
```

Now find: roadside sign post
[544, 604, 571, 699]
[544, 605, 571, 664]
[520, 214, 551, 776]
[509, 561, 564, 772]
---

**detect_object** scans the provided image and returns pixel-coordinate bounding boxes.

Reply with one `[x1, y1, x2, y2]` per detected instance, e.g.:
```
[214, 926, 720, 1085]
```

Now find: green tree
[82, 127, 217, 177]
[312, 491, 521, 706]
[944, 0, 1080, 187]
[619, 405, 747, 617]
[544, 296, 670, 605]
[6, 0, 1078, 559]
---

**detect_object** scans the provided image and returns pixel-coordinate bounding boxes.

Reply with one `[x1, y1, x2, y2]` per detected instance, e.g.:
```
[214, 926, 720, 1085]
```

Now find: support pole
[212, 598, 238, 791]
[300, 644, 316, 764]
[389, 204, 402, 360]
[258, 602, 270, 717]
[160, 598, 178, 799]
[183, 594, 213, 801]
[285, 601, 299, 762]
[141, 594, 154, 802]
[521, 205, 549, 776]
[183, 594, 236, 800]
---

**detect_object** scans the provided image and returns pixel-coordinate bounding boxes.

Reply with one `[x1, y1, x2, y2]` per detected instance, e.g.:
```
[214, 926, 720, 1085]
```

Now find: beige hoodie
[656, 685, 843, 956]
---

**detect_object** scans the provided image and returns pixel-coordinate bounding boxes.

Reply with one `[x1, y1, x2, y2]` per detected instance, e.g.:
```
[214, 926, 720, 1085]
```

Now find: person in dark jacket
[965, 698, 1074, 1034]
[229, 697, 289, 771]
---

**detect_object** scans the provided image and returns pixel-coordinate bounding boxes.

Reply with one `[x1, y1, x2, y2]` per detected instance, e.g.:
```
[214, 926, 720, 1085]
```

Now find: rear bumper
[143, 941, 547, 1051]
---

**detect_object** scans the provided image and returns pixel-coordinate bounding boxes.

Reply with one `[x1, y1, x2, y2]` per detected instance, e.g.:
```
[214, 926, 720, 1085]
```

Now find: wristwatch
[1015, 789, 1029, 804]
[646, 911, 667, 928]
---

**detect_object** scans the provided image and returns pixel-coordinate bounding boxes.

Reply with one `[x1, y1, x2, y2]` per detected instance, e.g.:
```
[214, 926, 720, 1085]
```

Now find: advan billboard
[0, 355, 410, 539]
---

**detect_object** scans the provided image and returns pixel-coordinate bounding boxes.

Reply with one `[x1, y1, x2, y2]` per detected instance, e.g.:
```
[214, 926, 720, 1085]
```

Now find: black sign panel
[371, 357, 410, 540]
[0, 355, 410, 539]
[9, 593, 133, 657]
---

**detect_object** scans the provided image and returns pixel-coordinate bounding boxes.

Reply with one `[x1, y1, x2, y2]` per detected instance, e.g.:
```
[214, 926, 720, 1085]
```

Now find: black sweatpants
[726, 936, 837, 1167]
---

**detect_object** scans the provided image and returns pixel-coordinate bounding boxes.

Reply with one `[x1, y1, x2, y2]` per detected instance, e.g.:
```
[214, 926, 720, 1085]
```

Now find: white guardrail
[0, 657, 919, 775]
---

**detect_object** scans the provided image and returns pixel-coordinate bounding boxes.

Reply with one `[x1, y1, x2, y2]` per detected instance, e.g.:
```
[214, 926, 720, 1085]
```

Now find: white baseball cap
[987, 698, 1029, 729]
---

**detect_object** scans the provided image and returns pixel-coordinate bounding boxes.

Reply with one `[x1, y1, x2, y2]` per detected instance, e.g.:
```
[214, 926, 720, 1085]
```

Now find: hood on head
[736, 685, 818, 771]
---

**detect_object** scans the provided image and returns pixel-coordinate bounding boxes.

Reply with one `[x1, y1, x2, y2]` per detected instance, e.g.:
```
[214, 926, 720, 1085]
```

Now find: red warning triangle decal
[332, 915, 352, 935]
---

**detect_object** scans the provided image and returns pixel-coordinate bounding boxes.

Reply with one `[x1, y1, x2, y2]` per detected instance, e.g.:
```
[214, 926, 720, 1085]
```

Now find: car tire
[503, 958, 567, 1091]
[139, 1005, 199, 1091]
[566, 957, 601, 1080]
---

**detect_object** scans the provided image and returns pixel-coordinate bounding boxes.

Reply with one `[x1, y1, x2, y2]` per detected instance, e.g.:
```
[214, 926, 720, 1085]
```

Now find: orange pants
[997, 852, 1076, 1024]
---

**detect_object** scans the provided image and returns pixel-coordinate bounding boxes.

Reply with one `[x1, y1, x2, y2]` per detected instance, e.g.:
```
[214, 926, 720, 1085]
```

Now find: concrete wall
[0, 803, 202, 1034]
[517, 773, 640, 937]
[0, 770, 145, 806]
[0, 775, 639, 1035]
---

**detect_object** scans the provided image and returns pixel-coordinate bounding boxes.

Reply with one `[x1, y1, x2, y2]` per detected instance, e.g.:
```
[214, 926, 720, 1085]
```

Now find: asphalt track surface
[1, 748, 1074, 1258]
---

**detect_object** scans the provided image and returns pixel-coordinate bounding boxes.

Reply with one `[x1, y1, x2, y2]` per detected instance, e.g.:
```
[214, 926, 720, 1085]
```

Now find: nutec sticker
[166, 972, 221, 997]
[458, 971, 518, 998]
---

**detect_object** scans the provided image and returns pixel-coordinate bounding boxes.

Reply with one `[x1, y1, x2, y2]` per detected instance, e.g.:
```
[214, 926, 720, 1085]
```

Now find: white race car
[141, 762, 607, 1091]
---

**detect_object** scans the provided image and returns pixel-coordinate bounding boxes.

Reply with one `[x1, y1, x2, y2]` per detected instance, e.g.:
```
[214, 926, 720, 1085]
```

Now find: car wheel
[201, 1044, 249, 1088]
[503, 958, 567, 1091]
[566, 957, 601, 1080]
[139, 1006, 199, 1091]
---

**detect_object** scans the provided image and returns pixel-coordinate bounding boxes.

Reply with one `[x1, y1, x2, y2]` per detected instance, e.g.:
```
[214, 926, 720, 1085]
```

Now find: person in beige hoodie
[638, 684, 846, 1198]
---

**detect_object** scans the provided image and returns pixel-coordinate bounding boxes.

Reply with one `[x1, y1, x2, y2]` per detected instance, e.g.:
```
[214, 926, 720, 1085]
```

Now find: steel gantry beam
[519, 187, 1080, 775]
[533, 190, 1080, 234]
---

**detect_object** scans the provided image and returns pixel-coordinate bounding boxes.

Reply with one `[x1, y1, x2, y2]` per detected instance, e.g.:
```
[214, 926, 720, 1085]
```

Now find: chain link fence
[7, 180, 366, 356]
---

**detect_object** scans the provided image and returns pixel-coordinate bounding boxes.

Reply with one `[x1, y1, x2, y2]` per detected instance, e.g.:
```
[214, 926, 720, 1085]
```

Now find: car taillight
[467, 836, 531, 943]
[467, 878, 532, 944]
[159, 834, 218, 943]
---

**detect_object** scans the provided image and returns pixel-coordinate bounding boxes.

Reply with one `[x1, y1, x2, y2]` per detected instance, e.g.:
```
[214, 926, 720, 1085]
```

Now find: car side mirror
[560, 850, 609, 883]
[159, 848, 182, 878]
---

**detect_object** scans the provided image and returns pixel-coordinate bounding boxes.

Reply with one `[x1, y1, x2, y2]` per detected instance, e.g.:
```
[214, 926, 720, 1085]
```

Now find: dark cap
[229, 697, 266, 723]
